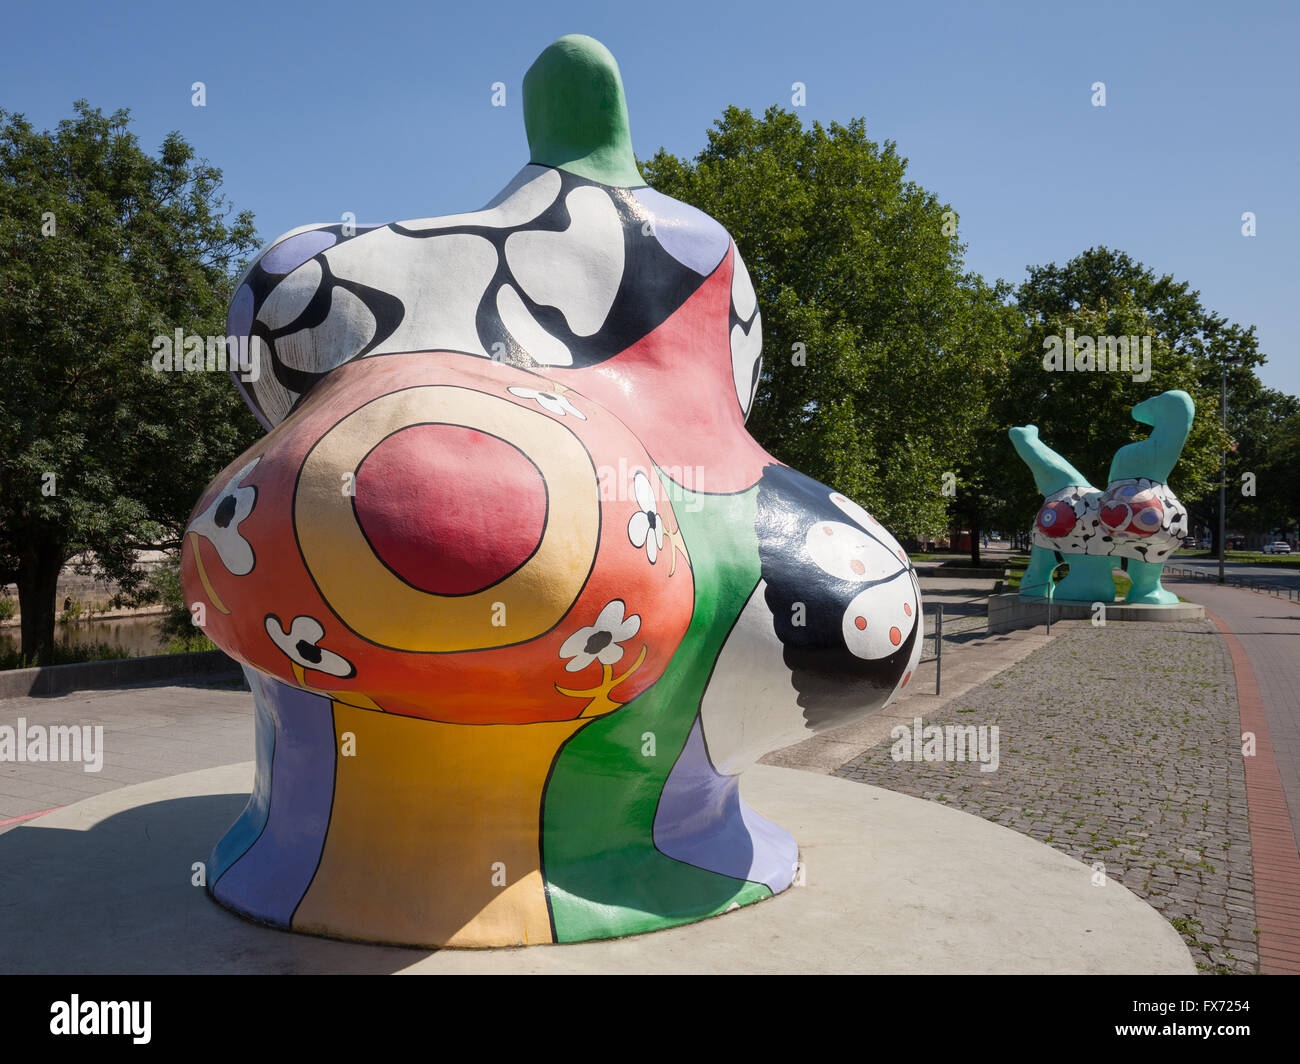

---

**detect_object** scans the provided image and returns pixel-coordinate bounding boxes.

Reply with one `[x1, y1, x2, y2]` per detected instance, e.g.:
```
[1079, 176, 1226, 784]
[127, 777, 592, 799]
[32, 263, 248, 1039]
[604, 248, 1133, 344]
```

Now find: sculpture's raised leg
[1017, 545, 1064, 600]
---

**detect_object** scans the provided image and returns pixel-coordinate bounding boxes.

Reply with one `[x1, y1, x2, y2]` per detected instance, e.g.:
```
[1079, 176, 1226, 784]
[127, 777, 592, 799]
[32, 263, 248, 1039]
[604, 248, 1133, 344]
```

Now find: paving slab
[0, 684, 251, 829]
[1166, 579, 1300, 850]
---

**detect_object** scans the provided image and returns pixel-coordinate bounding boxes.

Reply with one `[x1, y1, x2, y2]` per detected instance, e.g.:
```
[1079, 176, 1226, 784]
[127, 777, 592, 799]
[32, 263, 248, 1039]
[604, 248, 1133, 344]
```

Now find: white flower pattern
[507, 385, 586, 419]
[266, 614, 356, 678]
[187, 458, 261, 575]
[559, 600, 641, 673]
[627, 470, 665, 564]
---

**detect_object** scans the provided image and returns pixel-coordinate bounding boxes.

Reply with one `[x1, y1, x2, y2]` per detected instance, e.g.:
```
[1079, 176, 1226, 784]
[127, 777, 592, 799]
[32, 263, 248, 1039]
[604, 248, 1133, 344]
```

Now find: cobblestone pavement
[836, 619, 1256, 974]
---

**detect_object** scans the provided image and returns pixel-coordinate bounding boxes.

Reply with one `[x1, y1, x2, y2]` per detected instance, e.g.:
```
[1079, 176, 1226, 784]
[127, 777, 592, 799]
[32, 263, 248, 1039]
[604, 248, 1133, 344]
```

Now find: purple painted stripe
[653, 717, 797, 892]
[261, 228, 336, 274]
[632, 187, 729, 276]
[212, 673, 337, 926]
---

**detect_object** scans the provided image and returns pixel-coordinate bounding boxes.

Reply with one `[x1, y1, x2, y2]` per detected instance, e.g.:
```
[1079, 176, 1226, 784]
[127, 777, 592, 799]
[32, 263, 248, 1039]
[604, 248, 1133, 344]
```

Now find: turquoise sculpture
[1010, 390, 1195, 605]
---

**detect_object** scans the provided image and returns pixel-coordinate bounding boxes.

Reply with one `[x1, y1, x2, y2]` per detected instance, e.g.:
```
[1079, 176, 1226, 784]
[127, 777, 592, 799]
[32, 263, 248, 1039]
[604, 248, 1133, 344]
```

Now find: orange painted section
[179, 353, 694, 724]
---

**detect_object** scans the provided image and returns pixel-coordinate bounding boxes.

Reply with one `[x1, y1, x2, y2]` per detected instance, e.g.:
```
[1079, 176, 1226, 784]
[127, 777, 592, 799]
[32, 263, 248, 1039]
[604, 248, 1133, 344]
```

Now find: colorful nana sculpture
[182, 35, 923, 947]
[1010, 389, 1195, 605]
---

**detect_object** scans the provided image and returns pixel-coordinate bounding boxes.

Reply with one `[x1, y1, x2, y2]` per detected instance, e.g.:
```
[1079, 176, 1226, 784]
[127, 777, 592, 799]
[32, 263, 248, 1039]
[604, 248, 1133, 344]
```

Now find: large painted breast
[230, 166, 754, 429]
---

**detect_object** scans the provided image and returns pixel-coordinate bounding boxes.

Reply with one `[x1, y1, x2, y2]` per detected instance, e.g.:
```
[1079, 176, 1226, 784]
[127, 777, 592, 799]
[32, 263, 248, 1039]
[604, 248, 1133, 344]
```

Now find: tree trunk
[17, 540, 63, 667]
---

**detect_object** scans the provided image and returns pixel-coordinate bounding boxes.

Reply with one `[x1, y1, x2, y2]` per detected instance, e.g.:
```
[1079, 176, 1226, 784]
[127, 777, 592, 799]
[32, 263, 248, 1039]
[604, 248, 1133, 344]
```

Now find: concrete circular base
[988, 593, 1205, 634]
[0, 762, 1193, 974]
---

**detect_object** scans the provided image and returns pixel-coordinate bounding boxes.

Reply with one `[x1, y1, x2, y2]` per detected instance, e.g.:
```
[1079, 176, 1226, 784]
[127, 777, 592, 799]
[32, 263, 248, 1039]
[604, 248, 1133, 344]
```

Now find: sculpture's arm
[1008, 425, 1093, 495]
[1107, 389, 1195, 484]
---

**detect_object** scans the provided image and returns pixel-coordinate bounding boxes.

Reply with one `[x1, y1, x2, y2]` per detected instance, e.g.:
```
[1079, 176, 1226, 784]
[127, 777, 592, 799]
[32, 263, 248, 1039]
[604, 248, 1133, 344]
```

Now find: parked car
[1263, 541, 1293, 555]
[1182, 536, 1197, 549]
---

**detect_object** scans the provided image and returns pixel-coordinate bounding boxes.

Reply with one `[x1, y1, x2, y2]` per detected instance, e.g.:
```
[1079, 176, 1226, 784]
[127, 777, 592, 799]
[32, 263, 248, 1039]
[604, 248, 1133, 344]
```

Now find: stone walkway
[916, 576, 1000, 645]
[835, 619, 1257, 974]
[1168, 580, 1300, 851]
[0, 679, 251, 831]
[1164, 578, 1300, 974]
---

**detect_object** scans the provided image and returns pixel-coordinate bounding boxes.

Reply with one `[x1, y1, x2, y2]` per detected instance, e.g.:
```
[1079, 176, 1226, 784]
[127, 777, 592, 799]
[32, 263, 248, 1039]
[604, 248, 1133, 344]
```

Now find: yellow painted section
[293, 386, 599, 652]
[292, 702, 586, 947]
[189, 532, 231, 615]
[330, 690, 386, 712]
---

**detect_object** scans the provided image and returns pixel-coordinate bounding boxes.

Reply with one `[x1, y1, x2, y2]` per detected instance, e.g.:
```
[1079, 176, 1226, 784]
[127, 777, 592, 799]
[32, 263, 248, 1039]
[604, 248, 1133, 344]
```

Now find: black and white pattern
[755, 464, 921, 730]
[265, 614, 356, 679]
[187, 458, 260, 575]
[728, 246, 762, 421]
[229, 165, 718, 428]
[1032, 478, 1188, 563]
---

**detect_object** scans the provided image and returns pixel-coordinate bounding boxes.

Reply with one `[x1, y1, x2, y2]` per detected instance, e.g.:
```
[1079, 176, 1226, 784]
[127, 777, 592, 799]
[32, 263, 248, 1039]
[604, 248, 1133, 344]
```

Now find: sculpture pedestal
[0, 761, 1193, 973]
[987, 593, 1205, 635]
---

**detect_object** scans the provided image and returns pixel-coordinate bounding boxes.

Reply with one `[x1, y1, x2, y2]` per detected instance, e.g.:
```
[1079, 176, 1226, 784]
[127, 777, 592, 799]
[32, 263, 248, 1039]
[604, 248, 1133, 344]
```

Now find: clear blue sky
[4, 0, 1297, 396]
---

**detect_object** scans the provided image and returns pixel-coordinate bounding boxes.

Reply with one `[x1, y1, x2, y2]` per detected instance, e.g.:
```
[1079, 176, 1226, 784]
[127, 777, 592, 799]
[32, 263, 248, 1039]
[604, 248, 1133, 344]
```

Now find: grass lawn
[1002, 558, 1158, 599]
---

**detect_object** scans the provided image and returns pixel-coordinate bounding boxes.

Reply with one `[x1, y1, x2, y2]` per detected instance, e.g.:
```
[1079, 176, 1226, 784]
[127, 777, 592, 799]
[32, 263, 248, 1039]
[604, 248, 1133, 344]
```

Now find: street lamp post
[1219, 365, 1226, 584]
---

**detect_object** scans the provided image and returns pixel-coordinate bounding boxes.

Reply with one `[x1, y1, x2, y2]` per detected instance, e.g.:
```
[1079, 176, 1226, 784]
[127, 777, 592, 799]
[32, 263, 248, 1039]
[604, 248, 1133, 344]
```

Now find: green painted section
[1008, 425, 1092, 495]
[1019, 547, 1117, 603]
[522, 34, 645, 188]
[1108, 390, 1195, 484]
[1018, 546, 1065, 600]
[542, 482, 771, 942]
[1125, 558, 1179, 604]
[1053, 553, 1120, 603]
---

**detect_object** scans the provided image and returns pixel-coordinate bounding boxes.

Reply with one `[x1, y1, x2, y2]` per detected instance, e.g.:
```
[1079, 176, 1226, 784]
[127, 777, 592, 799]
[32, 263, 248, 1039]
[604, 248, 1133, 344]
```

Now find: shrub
[0, 640, 130, 671]
[148, 553, 214, 651]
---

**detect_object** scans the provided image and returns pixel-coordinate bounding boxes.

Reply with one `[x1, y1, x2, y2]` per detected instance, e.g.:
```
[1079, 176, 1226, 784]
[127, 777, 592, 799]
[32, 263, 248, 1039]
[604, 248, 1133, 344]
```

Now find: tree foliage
[1223, 384, 1300, 538]
[640, 115, 1293, 556]
[1010, 247, 1283, 548]
[996, 300, 1226, 519]
[0, 101, 261, 664]
[641, 106, 1020, 536]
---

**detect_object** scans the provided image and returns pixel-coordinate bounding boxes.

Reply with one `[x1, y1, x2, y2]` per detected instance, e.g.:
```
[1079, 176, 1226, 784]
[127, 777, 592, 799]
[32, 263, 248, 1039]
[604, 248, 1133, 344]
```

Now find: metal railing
[1164, 565, 1299, 603]
[918, 604, 943, 694]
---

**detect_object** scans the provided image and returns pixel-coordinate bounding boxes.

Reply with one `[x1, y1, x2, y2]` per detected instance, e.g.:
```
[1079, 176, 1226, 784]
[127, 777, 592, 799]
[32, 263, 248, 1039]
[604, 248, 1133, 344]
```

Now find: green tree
[1273, 409, 1300, 538]
[997, 300, 1226, 519]
[943, 276, 1028, 563]
[641, 106, 1016, 538]
[1227, 386, 1300, 538]
[0, 102, 261, 665]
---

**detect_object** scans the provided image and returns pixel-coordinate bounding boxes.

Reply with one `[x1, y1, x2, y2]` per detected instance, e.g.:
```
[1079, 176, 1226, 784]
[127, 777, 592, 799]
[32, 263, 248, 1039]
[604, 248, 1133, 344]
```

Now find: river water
[0, 615, 169, 660]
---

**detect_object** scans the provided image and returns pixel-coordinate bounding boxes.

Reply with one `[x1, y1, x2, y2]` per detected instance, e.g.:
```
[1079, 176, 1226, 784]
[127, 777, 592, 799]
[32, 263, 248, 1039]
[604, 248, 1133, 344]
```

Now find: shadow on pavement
[0, 794, 433, 974]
